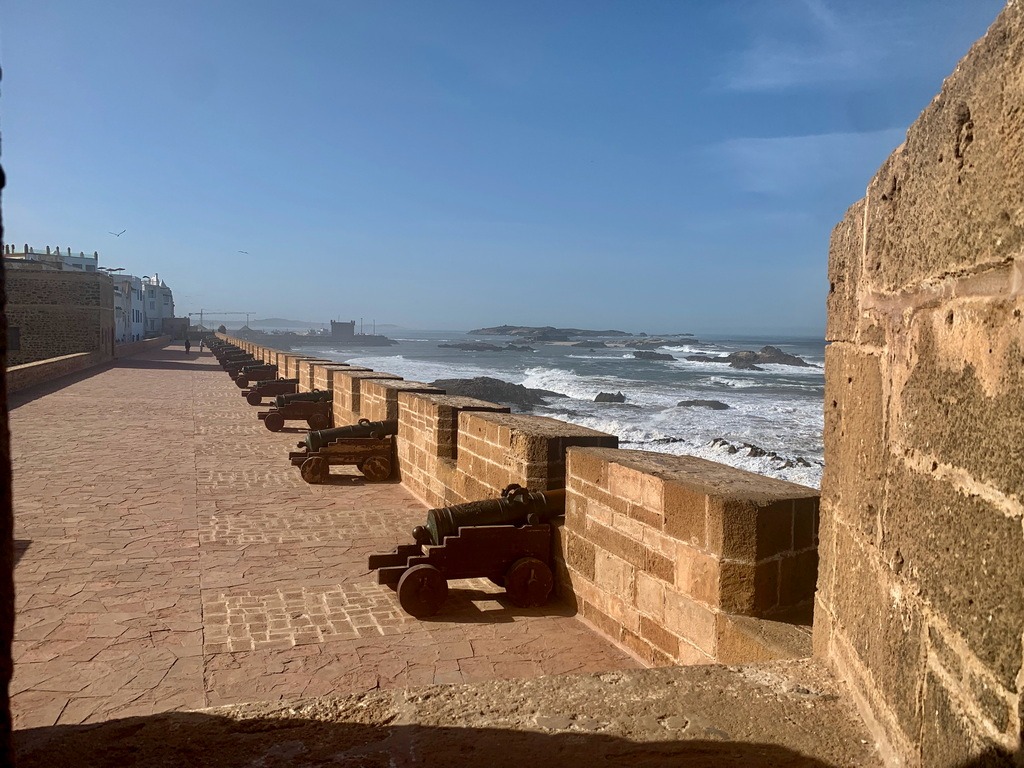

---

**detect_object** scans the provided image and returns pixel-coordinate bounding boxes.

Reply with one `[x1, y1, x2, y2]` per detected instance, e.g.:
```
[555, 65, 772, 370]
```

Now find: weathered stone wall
[5, 269, 115, 365]
[817, 5, 1023, 764]
[360, 379, 444, 423]
[311, 363, 369, 395]
[330, 370, 404, 426]
[563, 449, 818, 667]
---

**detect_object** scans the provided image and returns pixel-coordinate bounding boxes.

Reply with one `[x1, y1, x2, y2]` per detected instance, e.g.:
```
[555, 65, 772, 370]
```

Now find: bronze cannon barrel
[300, 419, 398, 451]
[274, 390, 332, 408]
[417, 485, 566, 546]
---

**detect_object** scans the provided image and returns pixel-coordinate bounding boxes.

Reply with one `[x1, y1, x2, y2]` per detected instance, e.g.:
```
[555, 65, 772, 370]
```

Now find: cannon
[235, 364, 278, 388]
[368, 484, 564, 617]
[258, 392, 333, 431]
[289, 419, 397, 483]
[225, 356, 259, 377]
[244, 377, 299, 406]
[274, 390, 331, 408]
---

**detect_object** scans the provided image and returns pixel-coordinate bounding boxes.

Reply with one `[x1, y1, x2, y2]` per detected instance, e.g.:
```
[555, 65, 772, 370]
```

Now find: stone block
[921, 670, 1016, 767]
[640, 615, 679, 657]
[565, 533, 595, 582]
[588, 521, 646, 570]
[778, 550, 818, 608]
[896, 310, 1024, 507]
[821, 344, 885, 542]
[675, 544, 719, 605]
[884, 464, 1024, 689]
[566, 447, 609, 489]
[863, 5, 1024, 295]
[826, 199, 866, 343]
[664, 591, 717, 656]
[663, 482, 707, 546]
[832, 523, 924, 737]
[635, 571, 666, 623]
[715, 614, 813, 664]
[593, 550, 635, 601]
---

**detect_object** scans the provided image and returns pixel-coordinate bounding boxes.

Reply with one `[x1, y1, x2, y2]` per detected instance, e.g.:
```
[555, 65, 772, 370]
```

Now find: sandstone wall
[817, 5, 1023, 763]
[4, 269, 115, 365]
[563, 449, 818, 667]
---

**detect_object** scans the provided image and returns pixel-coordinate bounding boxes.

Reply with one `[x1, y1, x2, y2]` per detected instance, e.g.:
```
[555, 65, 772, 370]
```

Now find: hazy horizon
[2, 1, 1006, 334]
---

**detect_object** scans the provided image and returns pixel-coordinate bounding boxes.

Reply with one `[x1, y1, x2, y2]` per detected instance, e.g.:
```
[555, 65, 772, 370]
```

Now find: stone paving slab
[9, 345, 639, 728]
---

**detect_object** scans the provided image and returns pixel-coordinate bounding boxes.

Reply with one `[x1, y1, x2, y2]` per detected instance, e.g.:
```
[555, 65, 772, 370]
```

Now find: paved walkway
[9, 345, 639, 728]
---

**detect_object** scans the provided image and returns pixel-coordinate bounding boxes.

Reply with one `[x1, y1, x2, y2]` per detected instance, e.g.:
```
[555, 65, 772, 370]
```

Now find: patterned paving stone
[9, 344, 641, 729]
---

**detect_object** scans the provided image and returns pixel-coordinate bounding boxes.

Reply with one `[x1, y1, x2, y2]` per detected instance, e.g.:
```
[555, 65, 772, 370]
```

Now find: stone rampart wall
[115, 335, 170, 359]
[817, 5, 1023, 763]
[5, 269, 115, 365]
[7, 336, 169, 394]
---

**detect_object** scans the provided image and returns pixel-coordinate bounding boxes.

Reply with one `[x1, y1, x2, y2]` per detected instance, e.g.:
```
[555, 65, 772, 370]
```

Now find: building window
[7, 327, 20, 352]
[149, 301, 155, 311]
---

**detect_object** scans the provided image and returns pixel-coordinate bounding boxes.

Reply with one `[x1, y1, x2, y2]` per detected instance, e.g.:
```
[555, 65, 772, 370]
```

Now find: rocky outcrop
[437, 342, 504, 351]
[595, 391, 626, 403]
[429, 377, 565, 409]
[469, 325, 631, 338]
[685, 345, 813, 370]
[633, 351, 674, 361]
[677, 399, 730, 410]
[573, 341, 608, 349]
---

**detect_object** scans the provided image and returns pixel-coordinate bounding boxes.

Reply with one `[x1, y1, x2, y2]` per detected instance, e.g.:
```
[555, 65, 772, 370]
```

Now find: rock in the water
[685, 345, 813, 370]
[438, 342, 504, 351]
[677, 399, 730, 410]
[572, 341, 607, 349]
[429, 377, 564, 410]
[634, 351, 674, 361]
[595, 391, 626, 403]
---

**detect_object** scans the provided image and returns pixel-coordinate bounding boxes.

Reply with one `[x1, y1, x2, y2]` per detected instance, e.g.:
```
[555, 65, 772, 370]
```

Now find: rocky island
[686, 345, 814, 371]
[430, 377, 565, 410]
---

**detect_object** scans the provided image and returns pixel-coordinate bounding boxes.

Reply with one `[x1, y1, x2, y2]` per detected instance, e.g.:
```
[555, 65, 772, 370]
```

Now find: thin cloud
[724, 0, 899, 91]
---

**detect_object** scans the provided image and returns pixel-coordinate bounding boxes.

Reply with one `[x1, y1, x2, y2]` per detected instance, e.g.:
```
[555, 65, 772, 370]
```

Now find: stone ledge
[11, 661, 882, 768]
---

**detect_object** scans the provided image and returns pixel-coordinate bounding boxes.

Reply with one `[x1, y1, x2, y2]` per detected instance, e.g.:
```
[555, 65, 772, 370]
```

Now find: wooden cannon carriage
[288, 419, 396, 483]
[244, 378, 299, 406]
[368, 485, 563, 617]
[258, 391, 332, 431]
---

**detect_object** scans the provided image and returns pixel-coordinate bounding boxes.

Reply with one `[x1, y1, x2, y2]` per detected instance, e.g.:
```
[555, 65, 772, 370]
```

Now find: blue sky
[1, 0, 1006, 334]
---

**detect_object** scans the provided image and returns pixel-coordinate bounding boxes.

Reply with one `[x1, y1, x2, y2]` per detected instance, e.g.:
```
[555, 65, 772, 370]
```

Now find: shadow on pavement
[115, 357, 222, 372]
[12, 710, 874, 768]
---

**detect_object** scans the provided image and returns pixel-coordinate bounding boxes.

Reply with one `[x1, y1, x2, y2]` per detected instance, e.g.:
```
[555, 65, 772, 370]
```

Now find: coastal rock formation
[437, 342, 503, 351]
[573, 341, 608, 348]
[469, 325, 630, 341]
[685, 345, 813, 370]
[429, 377, 565, 409]
[595, 391, 626, 403]
[677, 399, 730, 410]
[633, 351, 675, 361]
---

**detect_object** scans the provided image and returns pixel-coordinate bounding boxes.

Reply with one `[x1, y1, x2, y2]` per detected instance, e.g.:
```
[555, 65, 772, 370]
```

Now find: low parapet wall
[7, 336, 171, 394]
[222, 334, 820, 667]
[6, 351, 106, 394]
[115, 335, 170, 359]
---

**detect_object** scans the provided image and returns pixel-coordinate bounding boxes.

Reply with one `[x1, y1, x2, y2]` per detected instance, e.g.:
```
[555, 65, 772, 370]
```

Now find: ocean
[302, 330, 825, 489]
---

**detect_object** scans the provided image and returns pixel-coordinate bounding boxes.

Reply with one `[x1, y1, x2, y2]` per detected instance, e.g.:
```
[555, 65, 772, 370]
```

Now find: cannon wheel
[246, 391, 263, 406]
[361, 455, 392, 482]
[236, 376, 249, 389]
[265, 412, 285, 432]
[300, 456, 329, 484]
[504, 557, 553, 608]
[307, 413, 330, 430]
[397, 564, 448, 618]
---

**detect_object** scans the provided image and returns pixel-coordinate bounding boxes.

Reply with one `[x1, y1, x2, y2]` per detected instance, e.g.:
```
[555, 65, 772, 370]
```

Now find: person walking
[185, 338, 192, 354]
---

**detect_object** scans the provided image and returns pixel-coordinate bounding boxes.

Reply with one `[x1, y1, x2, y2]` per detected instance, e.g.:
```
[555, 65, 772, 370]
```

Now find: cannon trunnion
[369, 485, 564, 617]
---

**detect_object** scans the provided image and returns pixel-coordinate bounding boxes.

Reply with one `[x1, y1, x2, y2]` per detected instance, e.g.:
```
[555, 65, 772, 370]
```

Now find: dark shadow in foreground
[114, 357, 223, 372]
[15, 711, 856, 768]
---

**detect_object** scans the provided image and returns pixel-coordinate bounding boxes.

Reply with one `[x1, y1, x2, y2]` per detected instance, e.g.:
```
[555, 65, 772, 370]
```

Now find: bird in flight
[108, 229, 126, 237]
[238, 250, 249, 254]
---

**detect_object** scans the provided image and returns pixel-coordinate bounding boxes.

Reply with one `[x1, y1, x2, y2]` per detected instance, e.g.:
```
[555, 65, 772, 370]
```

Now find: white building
[142, 274, 174, 337]
[2, 244, 99, 272]
[112, 274, 145, 343]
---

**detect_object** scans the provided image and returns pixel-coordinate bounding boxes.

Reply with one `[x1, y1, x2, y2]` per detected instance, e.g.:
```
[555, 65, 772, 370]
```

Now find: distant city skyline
[1, 0, 1007, 335]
